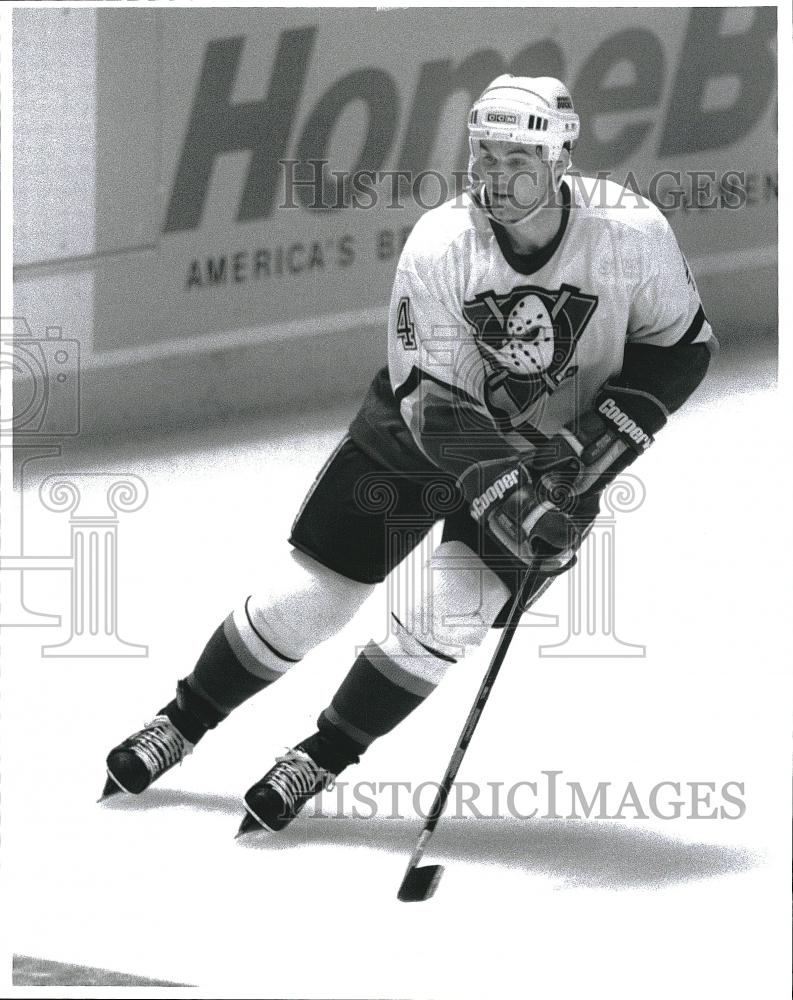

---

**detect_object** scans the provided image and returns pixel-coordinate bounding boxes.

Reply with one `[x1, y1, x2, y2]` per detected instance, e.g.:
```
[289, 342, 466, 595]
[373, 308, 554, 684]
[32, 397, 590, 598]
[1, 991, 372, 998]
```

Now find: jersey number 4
[396, 297, 417, 350]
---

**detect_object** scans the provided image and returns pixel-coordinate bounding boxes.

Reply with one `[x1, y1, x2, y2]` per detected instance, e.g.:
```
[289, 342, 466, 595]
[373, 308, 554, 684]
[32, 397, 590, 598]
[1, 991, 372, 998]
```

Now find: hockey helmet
[467, 74, 579, 171]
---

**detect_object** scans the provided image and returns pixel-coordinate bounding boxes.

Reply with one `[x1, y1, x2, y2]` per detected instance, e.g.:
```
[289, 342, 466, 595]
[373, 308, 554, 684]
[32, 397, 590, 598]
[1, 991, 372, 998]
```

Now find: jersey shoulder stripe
[394, 364, 481, 410]
[676, 305, 707, 345]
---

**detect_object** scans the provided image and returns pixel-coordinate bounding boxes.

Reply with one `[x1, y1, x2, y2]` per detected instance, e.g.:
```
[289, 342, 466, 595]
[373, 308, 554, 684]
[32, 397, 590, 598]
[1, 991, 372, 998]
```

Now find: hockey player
[102, 76, 716, 835]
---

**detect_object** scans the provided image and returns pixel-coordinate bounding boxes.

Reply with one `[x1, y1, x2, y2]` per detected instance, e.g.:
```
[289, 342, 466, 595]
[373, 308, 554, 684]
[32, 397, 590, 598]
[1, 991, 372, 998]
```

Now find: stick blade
[397, 864, 444, 902]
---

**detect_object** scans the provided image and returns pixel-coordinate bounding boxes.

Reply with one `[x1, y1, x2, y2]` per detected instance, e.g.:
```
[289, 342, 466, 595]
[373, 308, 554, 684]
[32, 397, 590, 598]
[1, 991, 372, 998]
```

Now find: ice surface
[2, 349, 789, 996]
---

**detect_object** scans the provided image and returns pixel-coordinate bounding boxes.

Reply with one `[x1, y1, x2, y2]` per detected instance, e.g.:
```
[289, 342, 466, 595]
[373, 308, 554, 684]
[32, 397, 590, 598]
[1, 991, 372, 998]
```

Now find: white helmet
[467, 75, 579, 220]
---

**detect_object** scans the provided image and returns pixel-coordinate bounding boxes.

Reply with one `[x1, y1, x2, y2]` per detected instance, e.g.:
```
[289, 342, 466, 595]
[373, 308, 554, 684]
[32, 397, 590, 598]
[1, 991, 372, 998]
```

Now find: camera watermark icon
[0, 317, 81, 437]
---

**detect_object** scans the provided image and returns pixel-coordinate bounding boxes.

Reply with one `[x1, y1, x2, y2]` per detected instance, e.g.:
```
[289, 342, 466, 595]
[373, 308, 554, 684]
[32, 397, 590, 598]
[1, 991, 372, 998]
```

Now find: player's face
[475, 140, 553, 223]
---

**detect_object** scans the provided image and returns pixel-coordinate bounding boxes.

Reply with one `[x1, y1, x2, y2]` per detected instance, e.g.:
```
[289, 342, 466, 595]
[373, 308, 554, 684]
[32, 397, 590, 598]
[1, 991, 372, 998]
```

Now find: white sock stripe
[366, 635, 450, 697]
[185, 673, 229, 718]
[323, 705, 375, 748]
[225, 609, 292, 682]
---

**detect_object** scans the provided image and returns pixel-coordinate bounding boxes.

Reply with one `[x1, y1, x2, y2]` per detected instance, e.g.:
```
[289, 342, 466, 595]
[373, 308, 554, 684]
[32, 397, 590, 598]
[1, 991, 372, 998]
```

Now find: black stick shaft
[415, 562, 543, 841]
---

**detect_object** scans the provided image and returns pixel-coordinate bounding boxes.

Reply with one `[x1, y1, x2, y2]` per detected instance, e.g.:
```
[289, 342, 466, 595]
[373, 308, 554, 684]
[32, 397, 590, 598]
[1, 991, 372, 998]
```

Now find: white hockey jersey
[387, 177, 713, 467]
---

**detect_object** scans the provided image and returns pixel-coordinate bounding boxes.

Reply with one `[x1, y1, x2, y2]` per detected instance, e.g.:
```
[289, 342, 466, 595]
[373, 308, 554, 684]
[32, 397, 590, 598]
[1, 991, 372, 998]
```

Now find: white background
[1, 1, 791, 997]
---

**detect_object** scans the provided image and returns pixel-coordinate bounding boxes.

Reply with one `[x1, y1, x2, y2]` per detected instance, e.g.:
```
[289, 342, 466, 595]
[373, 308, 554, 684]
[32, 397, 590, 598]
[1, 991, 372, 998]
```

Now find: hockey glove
[458, 459, 585, 571]
[530, 380, 667, 504]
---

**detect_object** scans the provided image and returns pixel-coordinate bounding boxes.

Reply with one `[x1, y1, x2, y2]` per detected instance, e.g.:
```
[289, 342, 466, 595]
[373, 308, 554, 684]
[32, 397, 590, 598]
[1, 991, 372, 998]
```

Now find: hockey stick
[397, 559, 546, 902]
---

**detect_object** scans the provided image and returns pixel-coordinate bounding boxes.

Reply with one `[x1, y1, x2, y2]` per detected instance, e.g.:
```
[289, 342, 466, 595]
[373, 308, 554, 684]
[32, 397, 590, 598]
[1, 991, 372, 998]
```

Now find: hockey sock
[160, 678, 226, 744]
[312, 628, 456, 768]
[296, 730, 365, 775]
[184, 604, 301, 719]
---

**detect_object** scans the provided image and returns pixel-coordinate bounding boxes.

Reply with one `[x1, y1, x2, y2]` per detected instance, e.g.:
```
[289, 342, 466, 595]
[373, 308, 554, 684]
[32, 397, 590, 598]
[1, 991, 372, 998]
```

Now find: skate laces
[131, 715, 192, 778]
[267, 748, 335, 811]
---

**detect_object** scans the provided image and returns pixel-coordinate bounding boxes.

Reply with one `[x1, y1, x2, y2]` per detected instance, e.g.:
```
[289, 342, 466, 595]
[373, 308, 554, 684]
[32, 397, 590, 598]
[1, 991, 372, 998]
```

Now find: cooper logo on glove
[597, 398, 653, 451]
[470, 468, 521, 520]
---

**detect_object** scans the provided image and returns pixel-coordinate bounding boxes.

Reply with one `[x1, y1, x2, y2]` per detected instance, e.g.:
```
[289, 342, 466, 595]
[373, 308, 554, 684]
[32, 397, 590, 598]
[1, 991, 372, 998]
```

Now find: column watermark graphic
[359, 469, 560, 658]
[540, 476, 646, 658]
[357, 464, 646, 658]
[41, 474, 148, 657]
[1, 471, 150, 658]
[2, 447, 64, 627]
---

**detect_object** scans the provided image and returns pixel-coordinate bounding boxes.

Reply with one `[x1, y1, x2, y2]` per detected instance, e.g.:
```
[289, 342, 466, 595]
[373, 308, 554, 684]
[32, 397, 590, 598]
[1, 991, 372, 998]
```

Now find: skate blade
[235, 805, 275, 838]
[98, 772, 128, 802]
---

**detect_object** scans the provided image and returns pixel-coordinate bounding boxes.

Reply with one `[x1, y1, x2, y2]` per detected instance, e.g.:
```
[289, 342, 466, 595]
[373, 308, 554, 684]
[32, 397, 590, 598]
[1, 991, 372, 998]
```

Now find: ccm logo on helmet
[486, 111, 518, 124]
[598, 398, 653, 450]
[471, 468, 520, 520]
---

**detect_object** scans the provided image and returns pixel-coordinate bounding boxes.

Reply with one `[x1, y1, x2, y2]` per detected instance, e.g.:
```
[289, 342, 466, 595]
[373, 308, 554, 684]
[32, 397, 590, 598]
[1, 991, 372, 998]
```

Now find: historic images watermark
[303, 773, 747, 821]
[184, 165, 775, 291]
[1, 317, 148, 657]
[277, 162, 764, 215]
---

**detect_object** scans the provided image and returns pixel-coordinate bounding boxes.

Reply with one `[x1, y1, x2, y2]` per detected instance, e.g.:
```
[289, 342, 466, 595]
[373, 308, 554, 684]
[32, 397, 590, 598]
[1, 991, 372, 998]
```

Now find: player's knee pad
[360, 541, 511, 698]
[390, 540, 512, 664]
[236, 548, 376, 671]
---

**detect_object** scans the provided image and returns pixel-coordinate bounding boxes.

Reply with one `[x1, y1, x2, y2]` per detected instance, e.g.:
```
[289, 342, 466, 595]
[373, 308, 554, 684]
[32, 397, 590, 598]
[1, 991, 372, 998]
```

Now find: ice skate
[99, 679, 223, 800]
[101, 714, 195, 799]
[237, 747, 336, 836]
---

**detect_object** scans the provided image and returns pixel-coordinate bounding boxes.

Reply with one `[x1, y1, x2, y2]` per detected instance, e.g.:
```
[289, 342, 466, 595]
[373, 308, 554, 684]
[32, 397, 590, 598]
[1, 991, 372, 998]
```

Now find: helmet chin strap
[468, 148, 566, 229]
[469, 182, 545, 227]
[498, 189, 549, 228]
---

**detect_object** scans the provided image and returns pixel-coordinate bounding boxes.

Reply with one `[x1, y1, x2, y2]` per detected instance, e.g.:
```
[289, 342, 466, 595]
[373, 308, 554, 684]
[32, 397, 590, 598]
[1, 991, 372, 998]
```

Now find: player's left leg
[104, 434, 445, 800]
[102, 435, 386, 799]
[102, 546, 377, 798]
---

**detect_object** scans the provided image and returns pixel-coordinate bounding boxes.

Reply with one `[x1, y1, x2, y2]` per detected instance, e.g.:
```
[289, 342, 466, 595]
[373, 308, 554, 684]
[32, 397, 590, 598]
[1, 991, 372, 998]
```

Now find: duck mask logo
[462, 283, 598, 420]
